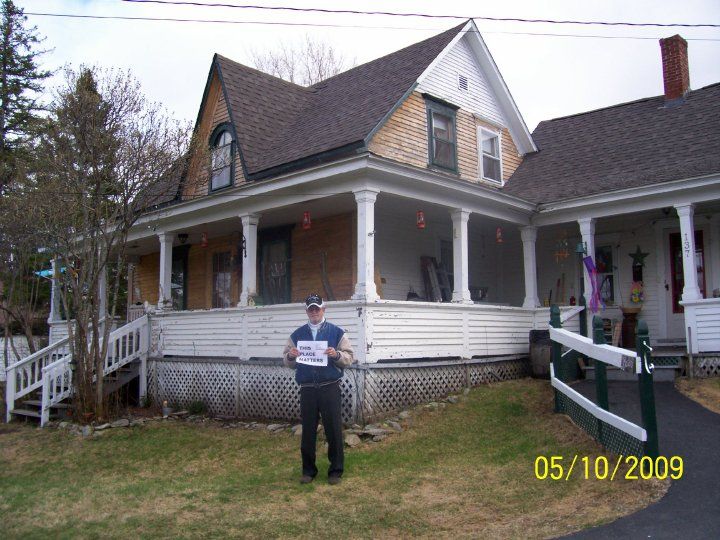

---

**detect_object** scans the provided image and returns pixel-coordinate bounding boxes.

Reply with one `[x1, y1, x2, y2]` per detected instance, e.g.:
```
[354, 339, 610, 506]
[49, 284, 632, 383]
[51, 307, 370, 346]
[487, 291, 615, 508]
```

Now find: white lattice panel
[469, 359, 529, 385]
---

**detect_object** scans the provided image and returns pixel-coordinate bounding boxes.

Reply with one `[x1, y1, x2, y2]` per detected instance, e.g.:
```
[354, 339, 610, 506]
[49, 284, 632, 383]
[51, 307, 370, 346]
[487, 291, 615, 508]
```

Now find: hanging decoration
[583, 256, 604, 313]
[200, 232, 208, 248]
[302, 211, 312, 230]
[554, 232, 570, 263]
[630, 281, 644, 304]
[495, 227, 503, 244]
[416, 210, 426, 229]
[629, 245, 649, 281]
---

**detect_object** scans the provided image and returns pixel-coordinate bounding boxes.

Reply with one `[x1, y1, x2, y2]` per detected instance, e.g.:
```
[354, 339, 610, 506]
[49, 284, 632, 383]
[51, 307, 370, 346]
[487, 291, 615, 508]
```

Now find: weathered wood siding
[153, 302, 361, 358]
[368, 92, 522, 184]
[182, 72, 247, 201]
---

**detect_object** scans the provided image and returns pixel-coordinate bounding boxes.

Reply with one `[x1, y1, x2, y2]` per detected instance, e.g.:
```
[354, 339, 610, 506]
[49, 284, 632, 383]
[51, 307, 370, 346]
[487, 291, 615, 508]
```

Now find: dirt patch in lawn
[676, 377, 720, 414]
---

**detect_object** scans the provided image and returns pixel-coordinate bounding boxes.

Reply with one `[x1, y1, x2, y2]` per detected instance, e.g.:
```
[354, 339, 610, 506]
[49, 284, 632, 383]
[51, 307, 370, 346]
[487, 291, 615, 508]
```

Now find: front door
[666, 230, 706, 339]
[259, 227, 292, 305]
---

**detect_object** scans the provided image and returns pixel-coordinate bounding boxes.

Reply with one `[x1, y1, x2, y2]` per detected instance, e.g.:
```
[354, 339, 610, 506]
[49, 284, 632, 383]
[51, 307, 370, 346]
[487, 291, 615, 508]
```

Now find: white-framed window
[210, 128, 234, 191]
[426, 98, 457, 172]
[478, 128, 502, 184]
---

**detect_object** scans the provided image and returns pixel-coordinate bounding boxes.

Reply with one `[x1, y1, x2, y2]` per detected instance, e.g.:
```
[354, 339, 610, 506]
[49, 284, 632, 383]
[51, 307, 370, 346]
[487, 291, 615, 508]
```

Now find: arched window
[210, 128, 233, 191]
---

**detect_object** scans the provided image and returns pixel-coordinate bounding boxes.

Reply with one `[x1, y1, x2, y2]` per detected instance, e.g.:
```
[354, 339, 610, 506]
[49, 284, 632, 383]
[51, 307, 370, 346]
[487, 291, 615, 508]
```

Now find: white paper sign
[296, 340, 328, 366]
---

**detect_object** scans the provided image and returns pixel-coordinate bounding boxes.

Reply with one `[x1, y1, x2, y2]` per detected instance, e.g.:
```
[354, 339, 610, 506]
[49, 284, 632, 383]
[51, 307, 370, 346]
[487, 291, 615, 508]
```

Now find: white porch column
[239, 213, 260, 306]
[48, 258, 61, 324]
[450, 209, 472, 304]
[98, 265, 107, 319]
[675, 203, 702, 302]
[157, 232, 174, 311]
[520, 226, 540, 308]
[578, 218, 596, 302]
[352, 189, 379, 302]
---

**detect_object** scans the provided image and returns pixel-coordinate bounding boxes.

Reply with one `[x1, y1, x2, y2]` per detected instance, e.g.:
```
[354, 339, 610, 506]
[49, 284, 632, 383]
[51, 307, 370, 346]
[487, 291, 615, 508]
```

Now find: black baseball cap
[305, 293, 324, 309]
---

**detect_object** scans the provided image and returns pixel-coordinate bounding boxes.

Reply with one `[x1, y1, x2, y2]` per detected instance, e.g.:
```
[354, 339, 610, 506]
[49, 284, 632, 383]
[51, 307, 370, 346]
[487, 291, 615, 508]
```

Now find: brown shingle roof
[216, 22, 467, 177]
[504, 83, 720, 204]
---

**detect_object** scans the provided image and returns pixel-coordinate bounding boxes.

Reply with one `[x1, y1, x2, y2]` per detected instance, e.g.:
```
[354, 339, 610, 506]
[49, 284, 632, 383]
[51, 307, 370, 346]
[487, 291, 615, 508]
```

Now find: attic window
[479, 128, 502, 184]
[210, 128, 234, 191]
[426, 99, 457, 172]
[458, 74, 469, 92]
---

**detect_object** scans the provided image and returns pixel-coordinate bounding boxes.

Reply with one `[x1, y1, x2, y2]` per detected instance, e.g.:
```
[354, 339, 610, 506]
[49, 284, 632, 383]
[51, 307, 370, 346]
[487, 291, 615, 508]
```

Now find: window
[210, 128, 233, 191]
[595, 245, 615, 305]
[426, 99, 457, 171]
[212, 251, 232, 308]
[171, 246, 190, 310]
[479, 128, 502, 183]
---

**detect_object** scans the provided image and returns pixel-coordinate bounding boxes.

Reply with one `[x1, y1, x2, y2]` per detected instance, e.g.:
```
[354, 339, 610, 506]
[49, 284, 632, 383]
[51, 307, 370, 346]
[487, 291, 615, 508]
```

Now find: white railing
[40, 355, 74, 426]
[127, 304, 146, 323]
[5, 338, 71, 422]
[6, 315, 150, 426]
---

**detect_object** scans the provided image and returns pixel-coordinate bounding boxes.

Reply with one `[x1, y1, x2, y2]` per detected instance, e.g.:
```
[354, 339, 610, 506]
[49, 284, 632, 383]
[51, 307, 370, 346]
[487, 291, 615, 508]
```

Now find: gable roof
[504, 82, 720, 204]
[210, 22, 467, 179]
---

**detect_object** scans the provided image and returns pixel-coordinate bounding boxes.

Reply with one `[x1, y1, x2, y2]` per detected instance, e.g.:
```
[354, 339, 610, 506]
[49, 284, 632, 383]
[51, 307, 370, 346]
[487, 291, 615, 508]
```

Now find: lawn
[676, 376, 720, 414]
[0, 379, 667, 539]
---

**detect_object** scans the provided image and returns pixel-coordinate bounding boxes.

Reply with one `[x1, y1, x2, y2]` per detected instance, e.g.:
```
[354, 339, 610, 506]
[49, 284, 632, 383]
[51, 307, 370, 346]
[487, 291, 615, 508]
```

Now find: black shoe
[328, 476, 342, 485]
[300, 475, 314, 484]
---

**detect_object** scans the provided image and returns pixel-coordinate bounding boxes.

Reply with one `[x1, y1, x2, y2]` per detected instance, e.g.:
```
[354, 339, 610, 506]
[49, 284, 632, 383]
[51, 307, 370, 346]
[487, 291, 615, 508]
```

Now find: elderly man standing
[283, 293, 354, 485]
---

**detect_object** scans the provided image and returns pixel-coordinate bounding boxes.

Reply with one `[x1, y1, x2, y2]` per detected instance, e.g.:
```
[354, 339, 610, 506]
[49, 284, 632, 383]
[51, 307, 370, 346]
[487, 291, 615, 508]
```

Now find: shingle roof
[216, 22, 467, 177]
[504, 83, 720, 204]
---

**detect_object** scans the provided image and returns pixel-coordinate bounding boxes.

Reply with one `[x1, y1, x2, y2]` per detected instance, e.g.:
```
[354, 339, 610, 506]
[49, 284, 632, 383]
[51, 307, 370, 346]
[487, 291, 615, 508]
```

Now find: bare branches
[249, 35, 354, 86]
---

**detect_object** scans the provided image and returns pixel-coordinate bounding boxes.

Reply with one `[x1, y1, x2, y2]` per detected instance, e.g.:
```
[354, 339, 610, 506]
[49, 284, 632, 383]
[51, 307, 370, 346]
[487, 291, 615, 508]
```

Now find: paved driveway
[564, 381, 720, 539]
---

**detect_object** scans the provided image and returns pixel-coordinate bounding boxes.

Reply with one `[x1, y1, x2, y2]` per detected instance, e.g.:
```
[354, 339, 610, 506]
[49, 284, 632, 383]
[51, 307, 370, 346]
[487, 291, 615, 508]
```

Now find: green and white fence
[548, 305, 659, 458]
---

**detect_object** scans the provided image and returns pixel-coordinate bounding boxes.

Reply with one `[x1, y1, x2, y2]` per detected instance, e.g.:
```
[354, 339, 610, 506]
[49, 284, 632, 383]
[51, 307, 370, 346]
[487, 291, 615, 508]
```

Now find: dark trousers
[300, 381, 344, 478]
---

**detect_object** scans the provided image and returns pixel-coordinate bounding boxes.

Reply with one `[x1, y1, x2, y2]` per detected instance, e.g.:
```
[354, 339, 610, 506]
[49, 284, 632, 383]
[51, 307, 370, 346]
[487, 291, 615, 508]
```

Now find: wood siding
[182, 72, 247, 201]
[369, 92, 523, 185]
[417, 36, 506, 126]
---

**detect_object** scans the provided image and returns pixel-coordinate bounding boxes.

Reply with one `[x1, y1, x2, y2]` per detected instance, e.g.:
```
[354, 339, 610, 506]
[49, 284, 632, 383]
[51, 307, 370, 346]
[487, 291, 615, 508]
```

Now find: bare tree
[7, 66, 204, 421]
[249, 35, 354, 86]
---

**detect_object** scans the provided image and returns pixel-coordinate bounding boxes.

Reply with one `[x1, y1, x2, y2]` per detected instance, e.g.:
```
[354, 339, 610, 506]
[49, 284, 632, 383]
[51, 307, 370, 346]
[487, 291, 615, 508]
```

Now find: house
[10, 21, 720, 424]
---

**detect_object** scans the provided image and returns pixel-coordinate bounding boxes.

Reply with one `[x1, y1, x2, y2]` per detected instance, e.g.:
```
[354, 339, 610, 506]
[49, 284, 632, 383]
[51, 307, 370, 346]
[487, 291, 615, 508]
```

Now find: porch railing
[681, 297, 720, 353]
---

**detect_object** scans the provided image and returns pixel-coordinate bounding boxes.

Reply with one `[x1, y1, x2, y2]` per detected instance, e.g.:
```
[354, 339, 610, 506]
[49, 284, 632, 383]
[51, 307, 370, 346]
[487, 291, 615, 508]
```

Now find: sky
[17, 0, 720, 131]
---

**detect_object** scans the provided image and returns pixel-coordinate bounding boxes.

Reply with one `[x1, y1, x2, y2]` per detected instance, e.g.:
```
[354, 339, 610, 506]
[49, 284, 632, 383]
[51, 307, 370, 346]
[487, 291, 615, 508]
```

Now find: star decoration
[629, 245, 649, 267]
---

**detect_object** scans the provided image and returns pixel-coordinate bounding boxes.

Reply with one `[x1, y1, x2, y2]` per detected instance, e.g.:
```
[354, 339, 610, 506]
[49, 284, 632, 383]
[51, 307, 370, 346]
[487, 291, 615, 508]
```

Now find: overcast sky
[18, 0, 720, 131]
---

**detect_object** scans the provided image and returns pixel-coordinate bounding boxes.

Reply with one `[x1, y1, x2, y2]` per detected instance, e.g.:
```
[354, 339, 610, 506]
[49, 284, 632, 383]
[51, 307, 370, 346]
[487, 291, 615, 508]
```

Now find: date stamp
[534, 455, 683, 481]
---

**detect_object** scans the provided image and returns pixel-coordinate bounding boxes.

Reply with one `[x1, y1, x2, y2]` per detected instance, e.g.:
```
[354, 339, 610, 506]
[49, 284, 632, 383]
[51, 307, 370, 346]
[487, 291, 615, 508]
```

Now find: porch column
[157, 232, 174, 311]
[675, 203, 702, 302]
[239, 213, 260, 306]
[48, 258, 61, 324]
[352, 189, 379, 302]
[520, 226, 540, 308]
[450, 209, 472, 304]
[98, 265, 107, 319]
[578, 218, 596, 303]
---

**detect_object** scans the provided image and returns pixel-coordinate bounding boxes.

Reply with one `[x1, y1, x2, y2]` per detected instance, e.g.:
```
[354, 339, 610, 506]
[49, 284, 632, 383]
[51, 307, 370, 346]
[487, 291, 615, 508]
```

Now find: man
[283, 293, 354, 485]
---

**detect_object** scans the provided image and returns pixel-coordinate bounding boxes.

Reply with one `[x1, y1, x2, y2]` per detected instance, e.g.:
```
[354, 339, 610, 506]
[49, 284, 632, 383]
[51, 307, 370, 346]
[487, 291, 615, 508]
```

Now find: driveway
[564, 380, 720, 539]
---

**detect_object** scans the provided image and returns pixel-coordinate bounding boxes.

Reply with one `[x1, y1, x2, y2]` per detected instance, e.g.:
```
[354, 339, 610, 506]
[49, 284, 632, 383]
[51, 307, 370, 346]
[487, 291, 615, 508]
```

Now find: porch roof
[504, 82, 720, 204]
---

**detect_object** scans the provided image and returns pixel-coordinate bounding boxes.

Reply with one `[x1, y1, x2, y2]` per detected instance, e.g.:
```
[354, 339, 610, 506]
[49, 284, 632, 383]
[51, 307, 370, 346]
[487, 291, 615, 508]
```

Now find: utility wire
[121, 0, 720, 29]
[23, 12, 720, 41]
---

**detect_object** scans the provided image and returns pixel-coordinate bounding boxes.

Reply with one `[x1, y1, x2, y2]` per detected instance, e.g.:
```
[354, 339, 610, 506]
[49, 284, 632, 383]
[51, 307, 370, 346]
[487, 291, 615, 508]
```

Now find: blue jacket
[289, 321, 346, 386]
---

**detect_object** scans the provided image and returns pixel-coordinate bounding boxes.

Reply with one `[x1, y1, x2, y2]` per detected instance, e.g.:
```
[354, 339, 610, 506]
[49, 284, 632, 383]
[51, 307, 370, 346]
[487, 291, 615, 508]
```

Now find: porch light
[416, 210, 426, 229]
[302, 211, 312, 230]
[575, 241, 587, 256]
[201, 232, 208, 248]
[178, 233, 188, 245]
[496, 227, 503, 244]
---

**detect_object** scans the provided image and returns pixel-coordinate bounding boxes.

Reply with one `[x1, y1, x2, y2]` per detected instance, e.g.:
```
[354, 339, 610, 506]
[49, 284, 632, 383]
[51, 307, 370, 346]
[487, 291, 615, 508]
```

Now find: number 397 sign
[296, 341, 328, 366]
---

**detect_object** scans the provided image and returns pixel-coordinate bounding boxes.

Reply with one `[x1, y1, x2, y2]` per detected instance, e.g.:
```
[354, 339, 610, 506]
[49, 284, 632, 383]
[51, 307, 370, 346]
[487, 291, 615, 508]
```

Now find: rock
[344, 433, 362, 447]
[129, 420, 145, 427]
[362, 428, 388, 437]
[386, 421, 403, 432]
[424, 402, 439, 410]
[94, 423, 111, 431]
[111, 419, 130, 428]
[398, 411, 411, 420]
[364, 423, 380, 431]
[463, 388, 470, 395]
[58, 421, 69, 430]
[267, 423, 285, 432]
[170, 410, 189, 417]
[372, 434, 387, 442]
[351, 424, 363, 430]
[81, 425, 94, 437]
[292, 424, 303, 436]
[446, 396, 459, 404]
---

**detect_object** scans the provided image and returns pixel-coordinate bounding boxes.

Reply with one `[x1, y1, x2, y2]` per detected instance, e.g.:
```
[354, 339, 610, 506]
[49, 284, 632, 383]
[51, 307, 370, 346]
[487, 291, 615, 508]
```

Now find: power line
[23, 12, 720, 41]
[122, 0, 720, 29]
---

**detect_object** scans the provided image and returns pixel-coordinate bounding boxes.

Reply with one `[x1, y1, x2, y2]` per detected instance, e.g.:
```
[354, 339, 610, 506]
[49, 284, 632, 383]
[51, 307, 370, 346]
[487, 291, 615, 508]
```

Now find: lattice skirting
[692, 356, 720, 378]
[148, 357, 528, 425]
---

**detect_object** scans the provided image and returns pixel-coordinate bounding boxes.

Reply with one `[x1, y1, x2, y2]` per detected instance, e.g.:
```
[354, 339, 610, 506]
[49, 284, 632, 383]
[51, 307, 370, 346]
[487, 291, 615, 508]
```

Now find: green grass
[0, 379, 666, 539]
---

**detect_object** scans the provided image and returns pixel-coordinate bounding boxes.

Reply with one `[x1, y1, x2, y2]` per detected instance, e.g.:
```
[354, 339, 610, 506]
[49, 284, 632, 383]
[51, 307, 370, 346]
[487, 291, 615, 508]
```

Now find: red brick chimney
[659, 35, 690, 101]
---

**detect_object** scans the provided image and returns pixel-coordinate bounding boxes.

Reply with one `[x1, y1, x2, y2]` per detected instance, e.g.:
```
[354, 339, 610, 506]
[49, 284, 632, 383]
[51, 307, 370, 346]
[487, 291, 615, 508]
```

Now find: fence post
[636, 320, 659, 459]
[579, 296, 588, 338]
[592, 316, 609, 411]
[550, 305, 562, 412]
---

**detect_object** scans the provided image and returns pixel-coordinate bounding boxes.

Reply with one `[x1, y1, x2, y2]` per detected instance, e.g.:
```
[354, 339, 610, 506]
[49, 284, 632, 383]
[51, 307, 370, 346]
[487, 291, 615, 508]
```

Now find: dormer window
[426, 98, 457, 172]
[210, 127, 234, 191]
[479, 128, 502, 183]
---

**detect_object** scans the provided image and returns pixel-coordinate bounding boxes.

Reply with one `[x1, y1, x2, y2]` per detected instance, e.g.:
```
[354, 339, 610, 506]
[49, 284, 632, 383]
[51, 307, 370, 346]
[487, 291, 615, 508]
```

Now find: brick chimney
[659, 35, 690, 101]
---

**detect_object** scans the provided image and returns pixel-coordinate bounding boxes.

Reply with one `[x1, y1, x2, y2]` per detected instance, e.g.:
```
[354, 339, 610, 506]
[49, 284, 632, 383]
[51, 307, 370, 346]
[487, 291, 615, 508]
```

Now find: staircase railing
[5, 337, 71, 422]
[6, 315, 150, 426]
